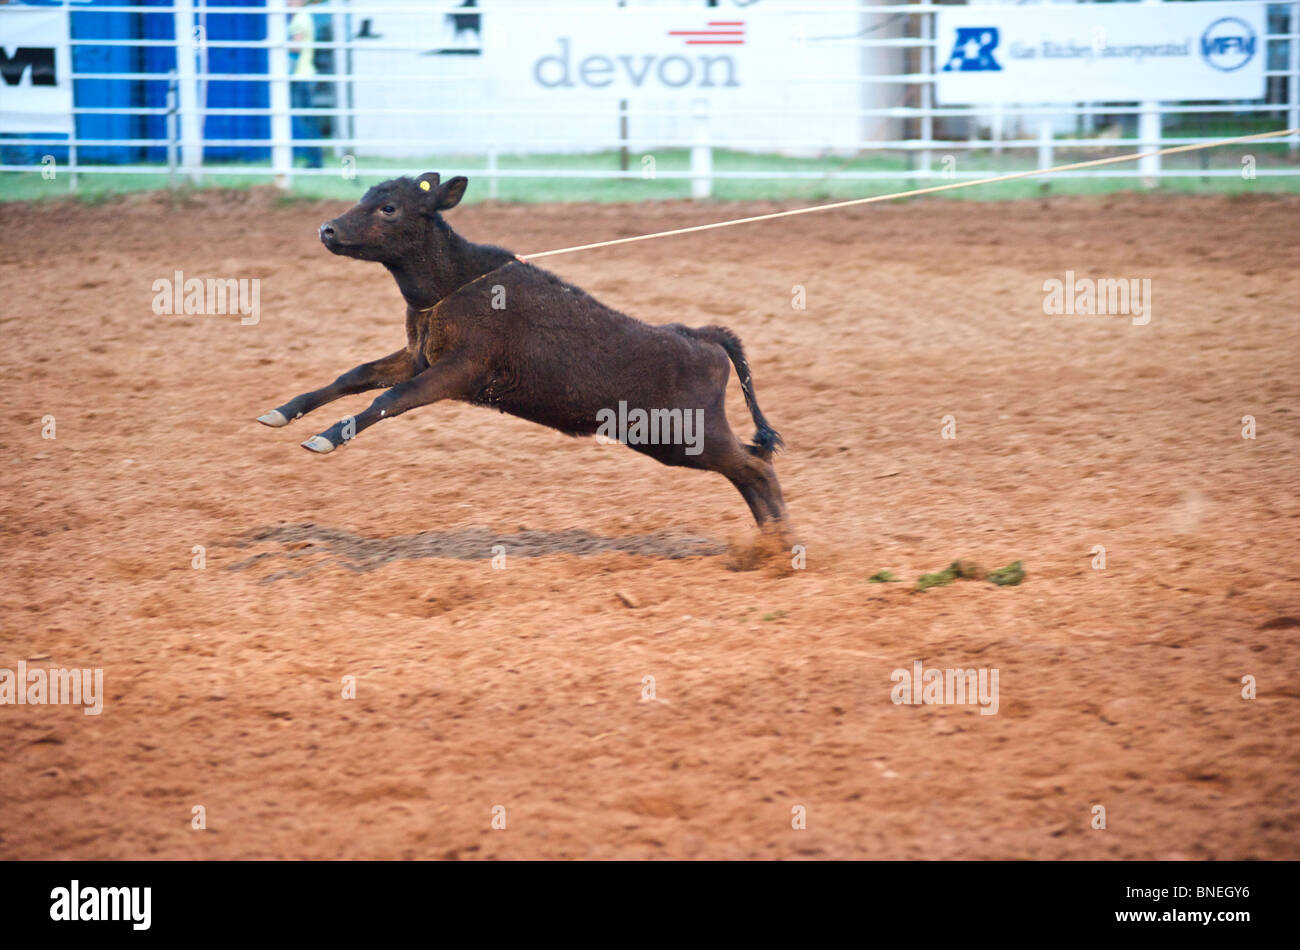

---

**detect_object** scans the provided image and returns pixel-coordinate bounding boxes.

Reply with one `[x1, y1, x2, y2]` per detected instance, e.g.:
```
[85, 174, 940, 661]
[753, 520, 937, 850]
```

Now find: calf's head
[319, 172, 468, 263]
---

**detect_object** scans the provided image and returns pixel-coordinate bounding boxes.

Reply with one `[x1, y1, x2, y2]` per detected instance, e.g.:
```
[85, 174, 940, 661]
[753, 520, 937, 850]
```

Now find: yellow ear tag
[419, 181, 431, 191]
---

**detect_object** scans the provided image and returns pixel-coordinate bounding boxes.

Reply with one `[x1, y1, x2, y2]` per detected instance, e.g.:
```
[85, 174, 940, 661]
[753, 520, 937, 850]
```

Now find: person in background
[287, 0, 326, 168]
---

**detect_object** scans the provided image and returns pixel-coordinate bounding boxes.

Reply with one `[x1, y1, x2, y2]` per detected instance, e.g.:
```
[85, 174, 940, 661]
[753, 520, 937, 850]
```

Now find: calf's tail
[692, 325, 784, 460]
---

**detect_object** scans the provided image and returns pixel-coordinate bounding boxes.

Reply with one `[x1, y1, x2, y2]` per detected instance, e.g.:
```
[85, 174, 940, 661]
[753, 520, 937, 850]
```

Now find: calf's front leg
[300, 357, 479, 454]
[257, 348, 416, 427]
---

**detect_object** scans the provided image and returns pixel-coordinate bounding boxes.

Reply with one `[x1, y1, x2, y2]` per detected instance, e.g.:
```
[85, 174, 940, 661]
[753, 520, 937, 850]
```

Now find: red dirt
[1, 189, 1297, 859]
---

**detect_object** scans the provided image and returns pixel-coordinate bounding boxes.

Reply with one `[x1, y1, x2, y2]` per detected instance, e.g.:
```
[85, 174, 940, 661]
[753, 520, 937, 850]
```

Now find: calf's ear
[435, 176, 469, 210]
[416, 171, 441, 191]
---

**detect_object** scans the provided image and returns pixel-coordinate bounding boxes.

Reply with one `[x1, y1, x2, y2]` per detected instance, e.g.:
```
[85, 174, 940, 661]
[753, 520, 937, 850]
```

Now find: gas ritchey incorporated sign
[935, 2, 1266, 104]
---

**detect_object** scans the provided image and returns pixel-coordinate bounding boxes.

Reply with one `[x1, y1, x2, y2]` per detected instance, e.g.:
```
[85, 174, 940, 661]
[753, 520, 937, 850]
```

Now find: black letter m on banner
[1, 47, 57, 86]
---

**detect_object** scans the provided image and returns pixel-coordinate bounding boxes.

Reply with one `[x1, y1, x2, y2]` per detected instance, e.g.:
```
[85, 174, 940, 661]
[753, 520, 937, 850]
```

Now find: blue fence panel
[4, 0, 272, 166]
[69, 0, 137, 163]
[201, 0, 270, 163]
[138, 0, 177, 163]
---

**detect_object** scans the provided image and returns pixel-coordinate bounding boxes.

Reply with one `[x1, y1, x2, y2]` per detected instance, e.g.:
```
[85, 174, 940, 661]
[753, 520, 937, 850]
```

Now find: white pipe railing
[1, 2, 1296, 193]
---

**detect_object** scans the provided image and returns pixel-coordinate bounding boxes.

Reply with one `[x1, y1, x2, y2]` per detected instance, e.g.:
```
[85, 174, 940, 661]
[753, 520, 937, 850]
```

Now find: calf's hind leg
[694, 411, 790, 534]
[724, 452, 788, 531]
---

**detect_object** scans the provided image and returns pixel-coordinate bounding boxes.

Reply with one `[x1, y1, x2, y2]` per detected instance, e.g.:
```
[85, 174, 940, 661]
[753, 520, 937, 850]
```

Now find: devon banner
[485, 8, 766, 98]
[935, 2, 1267, 104]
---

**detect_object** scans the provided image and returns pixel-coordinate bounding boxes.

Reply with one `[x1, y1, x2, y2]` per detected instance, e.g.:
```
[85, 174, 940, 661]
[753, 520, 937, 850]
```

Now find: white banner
[349, 1, 862, 158]
[935, 2, 1267, 105]
[0, 2, 73, 135]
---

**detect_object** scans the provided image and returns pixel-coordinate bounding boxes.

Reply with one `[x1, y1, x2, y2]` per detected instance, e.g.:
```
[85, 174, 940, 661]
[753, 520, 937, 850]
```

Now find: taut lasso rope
[518, 127, 1299, 262]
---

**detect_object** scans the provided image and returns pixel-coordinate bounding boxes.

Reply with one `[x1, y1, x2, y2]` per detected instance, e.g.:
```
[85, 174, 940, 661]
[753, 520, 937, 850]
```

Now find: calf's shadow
[223, 522, 727, 582]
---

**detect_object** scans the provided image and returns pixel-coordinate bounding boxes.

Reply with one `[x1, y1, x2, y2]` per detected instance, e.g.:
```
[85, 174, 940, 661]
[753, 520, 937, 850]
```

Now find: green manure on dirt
[873, 560, 1027, 591]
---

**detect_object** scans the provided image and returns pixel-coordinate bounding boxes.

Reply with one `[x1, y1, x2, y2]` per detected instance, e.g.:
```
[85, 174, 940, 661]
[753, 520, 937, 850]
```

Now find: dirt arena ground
[1, 189, 1297, 860]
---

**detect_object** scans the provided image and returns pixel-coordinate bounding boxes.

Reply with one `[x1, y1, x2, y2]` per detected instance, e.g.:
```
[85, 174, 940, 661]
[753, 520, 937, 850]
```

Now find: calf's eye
[381, 205, 396, 215]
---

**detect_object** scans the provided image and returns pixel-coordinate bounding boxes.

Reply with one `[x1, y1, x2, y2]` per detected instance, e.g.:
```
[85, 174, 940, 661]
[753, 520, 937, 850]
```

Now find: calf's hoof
[301, 436, 336, 454]
[257, 409, 290, 428]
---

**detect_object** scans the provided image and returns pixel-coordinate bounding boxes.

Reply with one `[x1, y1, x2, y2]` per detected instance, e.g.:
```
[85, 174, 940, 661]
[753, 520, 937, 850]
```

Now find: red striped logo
[668, 20, 746, 46]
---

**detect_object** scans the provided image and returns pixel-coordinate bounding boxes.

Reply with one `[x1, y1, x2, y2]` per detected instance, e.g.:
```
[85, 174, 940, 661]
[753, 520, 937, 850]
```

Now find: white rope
[519, 128, 1299, 262]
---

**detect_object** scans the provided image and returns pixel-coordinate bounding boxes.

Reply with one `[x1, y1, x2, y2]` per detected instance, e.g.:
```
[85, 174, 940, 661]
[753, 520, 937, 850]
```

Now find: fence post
[919, 10, 933, 177]
[1137, 105, 1160, 187]
[267, 8, 292, 187]
[1037, 118, 1053, 175]
[174, 0, 202, 184]
[343, 1, 356, 152]
[1138, 0, 1161, 186]
[691, 98, 712, 200]
[56, 0, 74, 191]
[167, 71, 179, 188]
[1291, 2, 1299, 154]
[619, 98, 629, 172]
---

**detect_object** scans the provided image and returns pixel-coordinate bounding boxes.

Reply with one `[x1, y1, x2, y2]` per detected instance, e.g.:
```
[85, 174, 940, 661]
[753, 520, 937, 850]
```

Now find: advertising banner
[935, 2, 1267, 104]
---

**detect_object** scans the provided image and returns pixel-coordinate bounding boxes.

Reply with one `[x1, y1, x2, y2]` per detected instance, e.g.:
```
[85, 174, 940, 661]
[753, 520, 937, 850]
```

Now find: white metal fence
[2, 0, 1298, 194]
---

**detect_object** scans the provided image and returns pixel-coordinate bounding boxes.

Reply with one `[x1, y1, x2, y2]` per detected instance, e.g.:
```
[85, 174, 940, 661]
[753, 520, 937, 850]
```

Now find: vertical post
[1290, 2, 1299, 153]
[333, 5, 346, 159]
[991, 103, 1003, 155]
[167, 70, 179, 187]
[344, 0, 356, 150]
[617, 0, 628, 172]
[267, 6, 292, 187]
[196, 5, 207, 178]
[1037, 118, 1053, 174]
[487, 141, 498, 200]
[919, 9, 933, 177]
[63, 0, 76, 192]
[691, 98, 711, 200]
[174, 0, 202, 184]
[1138, 0, 1161, 186]
[619, 98, 629, 172]
[1137, 107, 1160, 186]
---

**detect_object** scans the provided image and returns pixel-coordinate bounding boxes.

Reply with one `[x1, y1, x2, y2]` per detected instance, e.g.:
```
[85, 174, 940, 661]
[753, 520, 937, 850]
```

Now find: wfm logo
[1200, 17, 1257, 72]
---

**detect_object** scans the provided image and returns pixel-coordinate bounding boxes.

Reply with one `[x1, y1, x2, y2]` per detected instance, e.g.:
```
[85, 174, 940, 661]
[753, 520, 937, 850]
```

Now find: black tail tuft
[691, 324, 784, 461]
[750, 424, 785, 459]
